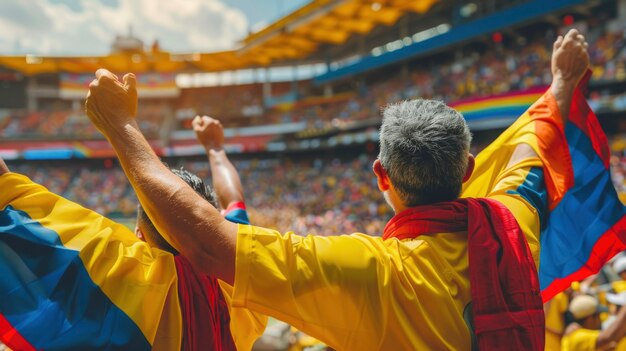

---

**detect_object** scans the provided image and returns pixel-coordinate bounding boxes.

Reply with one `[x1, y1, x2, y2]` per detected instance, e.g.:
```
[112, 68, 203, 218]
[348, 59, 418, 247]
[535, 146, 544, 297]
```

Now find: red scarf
[383, 198, 545, 351]
[174, 255, 236, 351]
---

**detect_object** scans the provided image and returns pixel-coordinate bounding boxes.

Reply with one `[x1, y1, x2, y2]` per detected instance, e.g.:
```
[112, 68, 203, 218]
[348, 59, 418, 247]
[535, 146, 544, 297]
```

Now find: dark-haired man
[133, 115, 263, 350]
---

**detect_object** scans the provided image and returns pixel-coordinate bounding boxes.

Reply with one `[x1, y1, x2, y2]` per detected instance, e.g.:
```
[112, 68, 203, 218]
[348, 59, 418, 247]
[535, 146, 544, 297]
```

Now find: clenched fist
[192, 115, 224, 150]
[85, 69, 138, 133]
[551, 29, 589, 85]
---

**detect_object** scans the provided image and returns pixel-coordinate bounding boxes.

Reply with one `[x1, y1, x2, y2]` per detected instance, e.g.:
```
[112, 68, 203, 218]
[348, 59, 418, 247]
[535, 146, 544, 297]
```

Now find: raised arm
[550, 28, 589, 122]
[85, 69, 238, 284]
[192, 115, 245, 209]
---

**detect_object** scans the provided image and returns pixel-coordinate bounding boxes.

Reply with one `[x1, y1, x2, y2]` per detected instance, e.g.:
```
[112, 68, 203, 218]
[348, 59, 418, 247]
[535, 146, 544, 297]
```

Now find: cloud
[0, 0, 248, 55]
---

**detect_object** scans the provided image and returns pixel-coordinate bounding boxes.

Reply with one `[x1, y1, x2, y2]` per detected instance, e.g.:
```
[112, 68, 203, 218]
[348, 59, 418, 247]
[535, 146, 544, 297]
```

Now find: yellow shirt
[232, 156, 544, 350]
[561, 328, 600, 351]
[545, 292, 570, 351]
[218, 282, 267, 351]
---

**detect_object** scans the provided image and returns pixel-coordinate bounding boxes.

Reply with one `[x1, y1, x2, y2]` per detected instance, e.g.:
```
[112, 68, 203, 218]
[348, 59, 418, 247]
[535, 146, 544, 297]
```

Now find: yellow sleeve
[486, 155, 546, 267]
[231, 224, 471, 350]
[232, 224, 397, 349]
[218, 281, 268, 351]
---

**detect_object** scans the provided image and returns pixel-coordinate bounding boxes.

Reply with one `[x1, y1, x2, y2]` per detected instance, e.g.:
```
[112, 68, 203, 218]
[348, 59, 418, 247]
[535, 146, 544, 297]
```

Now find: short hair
[379, 99, 472, 206]
[137, 167, 218, 254]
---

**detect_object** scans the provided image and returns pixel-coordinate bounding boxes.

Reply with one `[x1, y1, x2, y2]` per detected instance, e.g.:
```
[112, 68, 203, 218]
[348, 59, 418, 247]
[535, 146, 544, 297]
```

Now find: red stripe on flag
[541, 215, 626, 302]
[567, 73, 611, 168]
[0, 313, 37, 351]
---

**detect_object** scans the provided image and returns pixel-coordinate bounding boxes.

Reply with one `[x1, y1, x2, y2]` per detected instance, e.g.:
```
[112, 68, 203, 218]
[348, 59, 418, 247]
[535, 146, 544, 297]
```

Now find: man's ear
[462, 154, 475, 183]
[373, 159, 391, 191]
[0, 158, 9, 175]
[135, 226, 145, 241]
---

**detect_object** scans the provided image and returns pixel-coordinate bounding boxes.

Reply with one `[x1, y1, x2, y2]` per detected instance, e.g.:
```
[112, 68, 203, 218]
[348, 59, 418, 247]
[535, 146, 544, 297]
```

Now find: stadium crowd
[0, 100, 165, 139]
[10, 152, 391, 236]
[0, 18, 624, 139]
[179, 18, 626, 130]
[185, 154, 391, 236]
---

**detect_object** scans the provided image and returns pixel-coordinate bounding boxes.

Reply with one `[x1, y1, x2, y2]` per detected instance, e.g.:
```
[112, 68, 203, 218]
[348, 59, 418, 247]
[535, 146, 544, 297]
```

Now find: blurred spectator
[562, 295, 610, 350]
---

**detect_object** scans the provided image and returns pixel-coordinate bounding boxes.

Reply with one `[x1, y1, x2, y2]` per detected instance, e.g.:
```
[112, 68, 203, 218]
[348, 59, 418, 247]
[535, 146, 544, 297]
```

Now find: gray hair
[379, 99, 472, 206]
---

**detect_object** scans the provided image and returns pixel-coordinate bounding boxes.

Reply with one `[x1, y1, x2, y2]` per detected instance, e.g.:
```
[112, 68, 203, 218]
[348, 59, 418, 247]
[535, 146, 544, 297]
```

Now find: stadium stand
[1, 17, 623, 140]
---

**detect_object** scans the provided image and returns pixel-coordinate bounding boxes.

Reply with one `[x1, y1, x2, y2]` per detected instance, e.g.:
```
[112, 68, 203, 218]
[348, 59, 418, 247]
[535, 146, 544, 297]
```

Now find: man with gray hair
[376, 99, 472, 207]
[84, 29, 592, 350]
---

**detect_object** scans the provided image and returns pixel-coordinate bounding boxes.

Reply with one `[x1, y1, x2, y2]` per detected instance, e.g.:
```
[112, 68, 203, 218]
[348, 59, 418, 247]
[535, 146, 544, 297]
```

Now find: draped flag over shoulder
[0, 173, 182, 350]
[462, 71, 626, 302]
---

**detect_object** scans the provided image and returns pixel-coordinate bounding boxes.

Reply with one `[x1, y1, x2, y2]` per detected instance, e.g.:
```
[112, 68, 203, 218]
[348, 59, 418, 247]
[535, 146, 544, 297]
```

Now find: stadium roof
[239, 0, 438, 59]
[0, 0, 438, 76]
[315, 0, 587, 84]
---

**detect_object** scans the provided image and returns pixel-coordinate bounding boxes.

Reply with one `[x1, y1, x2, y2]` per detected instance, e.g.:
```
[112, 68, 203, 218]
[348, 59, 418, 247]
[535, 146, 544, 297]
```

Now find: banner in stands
[449, 86, 546, 130]
[0, 140, 166, 159]
[60, 73, 180, 99]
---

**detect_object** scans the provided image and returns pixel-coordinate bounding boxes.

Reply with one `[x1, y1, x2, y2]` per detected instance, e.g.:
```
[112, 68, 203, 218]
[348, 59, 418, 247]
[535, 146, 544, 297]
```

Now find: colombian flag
[0, 174, 265, 350]
[462, 72, 626, 302]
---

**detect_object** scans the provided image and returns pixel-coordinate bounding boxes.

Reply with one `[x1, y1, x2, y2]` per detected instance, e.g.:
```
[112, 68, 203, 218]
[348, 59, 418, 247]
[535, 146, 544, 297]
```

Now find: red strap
[383, 198, 545, 350]
[175, 256, 236, 351]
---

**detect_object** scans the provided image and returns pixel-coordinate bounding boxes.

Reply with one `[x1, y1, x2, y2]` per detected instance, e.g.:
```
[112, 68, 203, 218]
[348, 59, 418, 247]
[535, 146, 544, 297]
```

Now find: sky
[0, 0, 310, 56]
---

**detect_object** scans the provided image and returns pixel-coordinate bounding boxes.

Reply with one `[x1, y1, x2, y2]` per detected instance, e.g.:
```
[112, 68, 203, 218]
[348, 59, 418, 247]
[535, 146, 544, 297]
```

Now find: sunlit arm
[192, 115, 245, 208]
[85, 69, 238, 283]
[208, 147, 245, 208]
[109, 122, 237, 283]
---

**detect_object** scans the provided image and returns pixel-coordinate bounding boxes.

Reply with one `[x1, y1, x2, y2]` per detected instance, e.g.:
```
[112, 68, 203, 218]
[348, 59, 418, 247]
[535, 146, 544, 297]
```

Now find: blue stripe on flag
[538, 123, 626, 289]
[0, 205, 151, 351]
